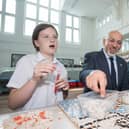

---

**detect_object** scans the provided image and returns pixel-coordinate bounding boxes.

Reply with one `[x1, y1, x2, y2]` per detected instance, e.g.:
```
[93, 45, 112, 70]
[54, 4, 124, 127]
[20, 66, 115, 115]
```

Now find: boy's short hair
[32, 23, 58, 51]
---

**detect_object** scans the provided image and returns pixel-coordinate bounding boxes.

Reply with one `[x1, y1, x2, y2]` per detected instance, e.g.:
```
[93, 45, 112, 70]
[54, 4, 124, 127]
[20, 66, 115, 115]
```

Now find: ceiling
[61, 0, 114, 18]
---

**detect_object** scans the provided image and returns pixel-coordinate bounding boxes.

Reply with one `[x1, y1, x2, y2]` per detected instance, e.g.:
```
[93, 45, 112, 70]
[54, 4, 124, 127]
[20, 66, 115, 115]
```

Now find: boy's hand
[32, 61, 56, 82]
[55, 78, 69, 94]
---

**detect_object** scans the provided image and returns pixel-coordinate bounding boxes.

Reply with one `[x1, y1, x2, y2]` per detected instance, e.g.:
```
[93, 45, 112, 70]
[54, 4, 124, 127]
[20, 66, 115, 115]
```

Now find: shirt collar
[36, 52, 58, 64]
[103, 48, 116, 60]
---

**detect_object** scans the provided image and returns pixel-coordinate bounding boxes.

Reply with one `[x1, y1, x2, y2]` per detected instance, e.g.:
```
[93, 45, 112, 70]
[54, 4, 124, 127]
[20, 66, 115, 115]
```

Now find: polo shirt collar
[36, 52, 58, 64]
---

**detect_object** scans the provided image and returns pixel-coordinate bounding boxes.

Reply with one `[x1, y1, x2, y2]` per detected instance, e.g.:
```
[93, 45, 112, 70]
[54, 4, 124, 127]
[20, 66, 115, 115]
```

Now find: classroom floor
[0, 94, 13, 114]
[0, 88, 83, 115]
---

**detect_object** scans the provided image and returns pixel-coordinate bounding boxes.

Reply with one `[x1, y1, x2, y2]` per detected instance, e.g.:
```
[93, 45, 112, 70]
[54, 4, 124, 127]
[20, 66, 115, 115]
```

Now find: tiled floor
[0, 88, 83, 115]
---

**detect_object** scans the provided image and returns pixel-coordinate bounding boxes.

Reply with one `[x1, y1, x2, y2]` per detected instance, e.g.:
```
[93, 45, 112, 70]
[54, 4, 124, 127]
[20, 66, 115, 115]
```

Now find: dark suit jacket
[80, 49, 129, 92]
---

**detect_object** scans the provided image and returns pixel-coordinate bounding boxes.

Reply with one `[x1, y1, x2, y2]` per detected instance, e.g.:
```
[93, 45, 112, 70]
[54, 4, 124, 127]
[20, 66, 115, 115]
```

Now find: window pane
[39, 7, 48, 22]
[0, 14, 1, 30]
[0, 0, 2, 11]
[4, 15, 15, 33]
[51, 0, 59, 10]
[73, 29, 79, 43]
[26, 0, 37, 3]
[50, 10, 59, 24]
[103, 19, 106, 25]
[24, 20, 36, 36]
[66, 28, 72, 42]
[53, 24, 60, 40]
[39, 0, 49, 7]
[66, 15, 72, 27]
[106, 16, 110, 22]
[73, 17, 79, 28]
[26, 3, 36, 19]
[53, 25, 59, 34]
[6, 0, 16, 14]
[99, 22, 102, 28]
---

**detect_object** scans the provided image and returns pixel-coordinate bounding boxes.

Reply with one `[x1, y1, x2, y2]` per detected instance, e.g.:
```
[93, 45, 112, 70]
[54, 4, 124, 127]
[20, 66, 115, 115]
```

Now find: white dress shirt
[103, 49, 118, 85]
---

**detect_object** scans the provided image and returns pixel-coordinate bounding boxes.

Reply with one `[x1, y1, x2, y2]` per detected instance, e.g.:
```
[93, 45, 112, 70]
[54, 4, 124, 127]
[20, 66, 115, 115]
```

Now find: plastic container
[77, 90, 118, 118]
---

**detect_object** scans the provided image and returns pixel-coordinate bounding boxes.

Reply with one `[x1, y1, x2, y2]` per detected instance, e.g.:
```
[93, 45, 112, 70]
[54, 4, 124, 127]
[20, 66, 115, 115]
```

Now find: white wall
[56, 13, 96, 64]
[0, 35, 35, 68]
[2, 0, 129, 68]
[0, 6, 95, 68]
[95, 0, 129, 48]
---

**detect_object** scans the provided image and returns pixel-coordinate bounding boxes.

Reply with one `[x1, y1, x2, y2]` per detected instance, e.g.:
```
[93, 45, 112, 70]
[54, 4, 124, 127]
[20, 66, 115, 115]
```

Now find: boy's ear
[103, 38, 105, 45]
[34, 40, 39, 47]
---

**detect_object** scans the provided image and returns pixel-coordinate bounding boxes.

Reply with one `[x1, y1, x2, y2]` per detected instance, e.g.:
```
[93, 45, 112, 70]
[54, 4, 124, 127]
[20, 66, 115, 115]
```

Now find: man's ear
[103, 38, 108, 46]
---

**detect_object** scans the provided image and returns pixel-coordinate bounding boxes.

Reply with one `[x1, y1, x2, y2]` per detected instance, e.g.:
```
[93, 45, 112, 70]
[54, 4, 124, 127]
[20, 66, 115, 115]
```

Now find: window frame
[24, 0, 60, 36]
[0, 0, 16, 34]
[65, 13, 80, 45]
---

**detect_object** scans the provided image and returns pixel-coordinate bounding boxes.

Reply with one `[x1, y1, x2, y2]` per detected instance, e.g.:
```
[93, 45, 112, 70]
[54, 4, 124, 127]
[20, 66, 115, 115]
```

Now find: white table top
[0, 106, 77, 129]
[1, 91, 129, 129]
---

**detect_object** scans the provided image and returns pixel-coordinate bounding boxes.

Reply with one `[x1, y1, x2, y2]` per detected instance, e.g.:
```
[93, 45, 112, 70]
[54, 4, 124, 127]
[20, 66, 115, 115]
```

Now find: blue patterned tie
[109, 57, 117, 88]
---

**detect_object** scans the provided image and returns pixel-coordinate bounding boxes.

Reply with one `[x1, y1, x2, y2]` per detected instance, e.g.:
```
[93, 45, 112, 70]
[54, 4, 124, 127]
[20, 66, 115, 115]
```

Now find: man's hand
[86, 70, 107, 97]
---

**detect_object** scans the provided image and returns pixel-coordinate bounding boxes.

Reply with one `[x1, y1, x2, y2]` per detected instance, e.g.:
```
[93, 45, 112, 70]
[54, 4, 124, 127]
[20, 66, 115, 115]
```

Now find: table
[1, 91, 129, 129]
[0, 106, 77, 129]
[58, 91, 129, 129]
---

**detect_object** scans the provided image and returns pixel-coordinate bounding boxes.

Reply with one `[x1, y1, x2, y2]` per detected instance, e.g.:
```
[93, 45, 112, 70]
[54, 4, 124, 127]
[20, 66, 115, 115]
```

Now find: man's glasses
[108, 38, 122, 45]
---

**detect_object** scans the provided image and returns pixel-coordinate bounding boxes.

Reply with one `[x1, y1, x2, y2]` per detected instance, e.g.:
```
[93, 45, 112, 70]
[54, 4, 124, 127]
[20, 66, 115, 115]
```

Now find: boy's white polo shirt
[7, 52, 68, 110]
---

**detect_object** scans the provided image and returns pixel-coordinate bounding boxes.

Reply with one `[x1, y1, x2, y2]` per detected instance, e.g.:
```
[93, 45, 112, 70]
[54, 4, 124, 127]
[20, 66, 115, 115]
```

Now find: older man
[80, 30, 129, 97]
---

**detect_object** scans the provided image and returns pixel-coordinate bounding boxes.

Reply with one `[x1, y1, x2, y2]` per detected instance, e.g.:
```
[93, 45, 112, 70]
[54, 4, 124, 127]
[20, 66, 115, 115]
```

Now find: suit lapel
[100, 50, 110, 76]
[100, 50, 113, 88]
